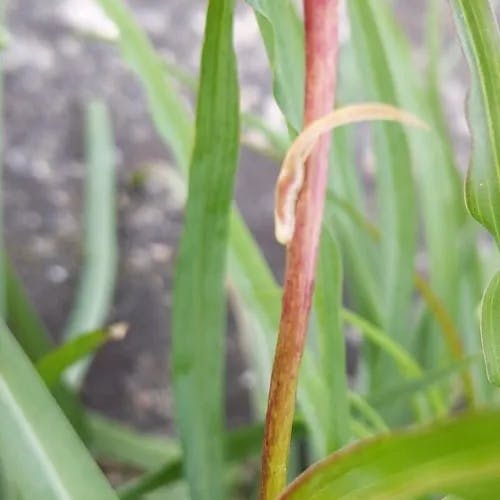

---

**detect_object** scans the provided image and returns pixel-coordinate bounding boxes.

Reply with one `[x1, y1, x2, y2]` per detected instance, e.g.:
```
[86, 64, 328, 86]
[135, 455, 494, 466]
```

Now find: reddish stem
[260, 1, 339, 498]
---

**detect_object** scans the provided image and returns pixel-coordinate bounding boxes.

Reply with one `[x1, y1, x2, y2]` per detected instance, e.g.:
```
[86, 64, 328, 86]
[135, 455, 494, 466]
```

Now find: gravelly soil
[3, 0, 283, 432]
[3, 0, 495, 433]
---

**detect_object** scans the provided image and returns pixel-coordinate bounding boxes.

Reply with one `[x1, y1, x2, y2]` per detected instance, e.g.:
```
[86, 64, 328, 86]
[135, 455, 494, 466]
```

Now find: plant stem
[260, 1, 339, 498]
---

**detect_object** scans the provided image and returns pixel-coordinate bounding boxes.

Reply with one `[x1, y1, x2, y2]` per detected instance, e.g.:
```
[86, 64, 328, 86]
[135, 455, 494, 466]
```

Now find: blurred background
[2, 0, 495, 435]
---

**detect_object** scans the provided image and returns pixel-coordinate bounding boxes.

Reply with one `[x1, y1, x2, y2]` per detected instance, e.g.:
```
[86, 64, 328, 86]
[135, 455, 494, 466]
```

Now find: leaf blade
[170, 1, 240, 498]
[314, 228, 349, 452]
[37, 326, 125, 388]
[0, 320, 117, 499]
[245, 0, 304, 132]
[281, 411, 500, 499]
[96, 0, 192, 167]
[63, 101, 118, 386]
[450, 0, 500, 385]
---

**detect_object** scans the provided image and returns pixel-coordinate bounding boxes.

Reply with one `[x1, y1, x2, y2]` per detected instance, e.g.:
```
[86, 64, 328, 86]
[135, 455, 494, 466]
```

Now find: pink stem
[260, 1, 339, 498]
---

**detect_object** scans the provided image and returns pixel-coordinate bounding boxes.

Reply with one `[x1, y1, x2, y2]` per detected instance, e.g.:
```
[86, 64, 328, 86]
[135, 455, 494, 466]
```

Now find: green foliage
[0, 321, 117, 499]
[36, 327, 122, 388]
[281, 410, 500, 499]
[450, 0, 500, 386]
[245, 0, 304, 132]
[1, 0, 500, 498]
[314, 229, 349, 451]
[171, 1, 240, 499]
[63, 101, 118, 387]
[347, 1, 417, 392]
[96, 0, 192, 167]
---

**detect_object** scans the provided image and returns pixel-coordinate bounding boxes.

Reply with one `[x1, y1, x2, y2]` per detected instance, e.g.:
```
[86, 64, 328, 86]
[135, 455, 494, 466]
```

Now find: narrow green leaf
[347, 0, 417, 389]
[325, 152, 382, 324]
[118, 421, 306, 500]
[37, 325, 126, 388]
[326, 42, 383, 326]
[451, 0, 500, 244]
[480, 272, 500, 385]
[64, 102, 117, 387]
[171, 1, 239, 498]
[368, 354, 481, 408]
[244, 0, 304, 132]
[371, 0, 464, 357]
[228, 209, 281, 415]
[314, 228, 349, 451]
[281, 411, 500, 499]
[0, 320, 117, 499]
[96, 0, 192, 167]
[5, 257, 51, 360]
[5, 257, 90, 439]
[348, 392, 389, 434]
[342, 309, 445, 418]
[88, 412, 179, 471]
[450, 0, 500, 386]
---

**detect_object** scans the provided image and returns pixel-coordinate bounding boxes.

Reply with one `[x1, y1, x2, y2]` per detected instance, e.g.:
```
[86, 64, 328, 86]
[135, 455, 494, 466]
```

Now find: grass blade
[368, 354, 481, 408]
[5, 256, 91, 438]
[118, 422, 307, 500]
[0, 320, 117, 499]
[228, 209, 281, 415]
[347, 0, 417, 391]
[363, 0, 474, 385]
[450, 1, 500, 385]
[171, 1, 240, 498]
[63, 101, 117, 387]
[96, 0, 192, 167]
[88, 412, 180, 471]
[280, 410, 500, 499]
[342, 309, 445, 418]
[348, 392, 389, 434]
[314, 228, 349, 451]
[245, 0, 304, 132]
[5, 257, 51, 360]
[327, 191, 475, 405]
[37, 324, 126, 388]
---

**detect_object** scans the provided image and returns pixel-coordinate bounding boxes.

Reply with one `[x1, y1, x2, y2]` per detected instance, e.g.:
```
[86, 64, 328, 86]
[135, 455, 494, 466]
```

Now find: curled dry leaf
[274, 103, 429, 245]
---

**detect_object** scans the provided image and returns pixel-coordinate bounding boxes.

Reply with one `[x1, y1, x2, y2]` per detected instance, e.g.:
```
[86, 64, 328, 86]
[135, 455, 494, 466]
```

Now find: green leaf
[5, 257, 90, 439]
[451, 0, 500, 244]
[63, 101, 118, 387]
[280, 411, 500, 499]
[347, 392, 388, 435]
[228, 209, 281, 415]
[357, 0, 467, 373]
[450, 1, 500, 386]
[314, 228, 349, 451]
[480, 272, 500, 385]
[326, 132, 382, 326]
[245, 0, 304, 132]
[368, 354, 481, 408]
[5, 256, 51, 360]
[118, 421, 307, 499]
[0, 320, 117, 499]
[171, 1, 240, 498]
[347, 0, 417, 389]
[88, 412, 180, 471]
[342, 309, 445, 418]
[96, 0, 192, 167]
[37, 325, 125, 388]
